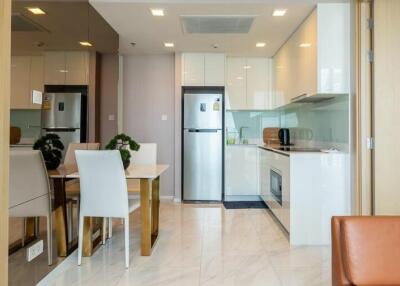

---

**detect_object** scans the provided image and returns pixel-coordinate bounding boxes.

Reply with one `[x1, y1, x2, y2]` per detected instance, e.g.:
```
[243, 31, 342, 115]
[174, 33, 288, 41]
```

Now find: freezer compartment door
[184, 93, 222, 129]
[183, 129, 222, 201]
[42, 93, 82, 128]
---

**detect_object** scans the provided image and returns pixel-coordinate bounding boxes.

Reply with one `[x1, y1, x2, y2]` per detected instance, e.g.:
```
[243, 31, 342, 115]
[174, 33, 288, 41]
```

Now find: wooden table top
[49, 164, 169, 179]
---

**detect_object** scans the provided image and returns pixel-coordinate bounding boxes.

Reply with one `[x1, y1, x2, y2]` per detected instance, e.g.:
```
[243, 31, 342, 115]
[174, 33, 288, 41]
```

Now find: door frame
[0, 0, 11, 284]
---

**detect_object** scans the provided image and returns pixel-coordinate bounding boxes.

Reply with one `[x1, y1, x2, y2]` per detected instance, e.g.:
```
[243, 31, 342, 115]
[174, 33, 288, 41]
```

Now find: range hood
[290, 93, 344, 103]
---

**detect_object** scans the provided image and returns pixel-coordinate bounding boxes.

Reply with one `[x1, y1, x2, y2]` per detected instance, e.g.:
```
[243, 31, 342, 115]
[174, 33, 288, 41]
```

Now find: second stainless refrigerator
[183, 89, 223, 201]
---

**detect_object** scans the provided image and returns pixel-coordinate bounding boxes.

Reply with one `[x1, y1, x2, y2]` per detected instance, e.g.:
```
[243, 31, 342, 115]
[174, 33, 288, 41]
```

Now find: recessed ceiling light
[164, 42, 174, 48]
[151, 9, 164, 16]
[26, 7, 46, 15]
[256, 42, 266, 48]
[243, 65, 251, 69]
[79, 41, 93, 47]
[299, 43, 312, 48]
[273, 9, 287, 17]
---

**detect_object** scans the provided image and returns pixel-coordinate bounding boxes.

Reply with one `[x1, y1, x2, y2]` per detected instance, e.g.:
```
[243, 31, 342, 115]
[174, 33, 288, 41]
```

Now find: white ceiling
[90, 0, 319, 56]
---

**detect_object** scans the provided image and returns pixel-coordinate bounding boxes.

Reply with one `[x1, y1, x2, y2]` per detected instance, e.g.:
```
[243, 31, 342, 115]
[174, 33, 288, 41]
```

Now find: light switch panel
[108, 114, 115, 121]
[161, 114, 168, 121]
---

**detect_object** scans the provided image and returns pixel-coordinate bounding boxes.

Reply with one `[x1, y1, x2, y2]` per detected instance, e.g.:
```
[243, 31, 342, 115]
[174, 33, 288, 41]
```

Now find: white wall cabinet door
[225, 57, 246, 109]
[182, 53, 205, 86]
[225, 146, 259, 197]
[65, 52, 89, 85]
[246, 58, 267, 109]
[11, 56, 31, 109]
[44, 52, 66, 85]
[204, 53, 225, 86]
[29, 56, 44, 109]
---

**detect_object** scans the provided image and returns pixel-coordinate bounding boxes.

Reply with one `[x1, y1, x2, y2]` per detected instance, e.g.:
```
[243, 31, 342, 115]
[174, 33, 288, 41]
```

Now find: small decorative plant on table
[33, 133, 65, 170]
[105, 133, 140, 169]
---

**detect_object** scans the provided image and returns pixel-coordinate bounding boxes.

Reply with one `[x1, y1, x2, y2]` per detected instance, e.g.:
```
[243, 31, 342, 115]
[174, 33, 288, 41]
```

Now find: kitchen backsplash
[10, 110, 41, 141]
[226, 95, 349, 150]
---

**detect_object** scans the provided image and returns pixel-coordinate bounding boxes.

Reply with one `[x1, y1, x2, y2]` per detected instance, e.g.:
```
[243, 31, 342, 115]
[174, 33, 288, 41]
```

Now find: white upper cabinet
[44, 52, 66, 85]
[65, 52, 89, 85]
[226, 57, 272, 110]
[11, 56, 44, 110]
[44, 51, 89, 85]
[204, 53, 225, 86]
[225, 57, 246, 109]
[181, 53, 225, 86]
[272, 3, 350, 108]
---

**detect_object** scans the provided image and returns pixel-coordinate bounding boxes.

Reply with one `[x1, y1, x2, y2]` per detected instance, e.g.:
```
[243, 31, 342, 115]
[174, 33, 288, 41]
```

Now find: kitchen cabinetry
[259, 146, 350, 245]
[272, 3, 350, 108]
[225, 145, 259, 200]
[44, 51, 89, 85]
[181, 53, 225, 86]
[11, 56, 44, 110]
[226, 57, 272, 110]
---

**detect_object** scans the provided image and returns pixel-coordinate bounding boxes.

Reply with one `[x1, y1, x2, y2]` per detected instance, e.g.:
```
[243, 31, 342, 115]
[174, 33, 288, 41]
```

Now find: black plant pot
[123, 159, 130, 170]
[45, 159, 61, 170]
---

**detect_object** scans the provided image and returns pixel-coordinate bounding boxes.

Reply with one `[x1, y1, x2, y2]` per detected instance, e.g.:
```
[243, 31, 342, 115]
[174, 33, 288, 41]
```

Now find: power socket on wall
[26, 240, 44, 262]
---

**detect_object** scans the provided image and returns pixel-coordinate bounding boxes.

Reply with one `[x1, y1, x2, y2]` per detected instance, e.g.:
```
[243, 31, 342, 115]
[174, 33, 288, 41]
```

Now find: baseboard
[160, 196, 174, 201]
[173, 197, 182, 203]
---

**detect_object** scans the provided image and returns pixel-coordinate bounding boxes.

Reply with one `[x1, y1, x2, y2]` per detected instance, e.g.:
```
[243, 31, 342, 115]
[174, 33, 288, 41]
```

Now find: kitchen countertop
[258, 144, 340, 156]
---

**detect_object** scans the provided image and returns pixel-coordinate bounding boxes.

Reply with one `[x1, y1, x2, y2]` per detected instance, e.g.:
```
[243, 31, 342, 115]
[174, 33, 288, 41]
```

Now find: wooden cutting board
[263, 128, 280, 145]
[10, 126, 21, 145]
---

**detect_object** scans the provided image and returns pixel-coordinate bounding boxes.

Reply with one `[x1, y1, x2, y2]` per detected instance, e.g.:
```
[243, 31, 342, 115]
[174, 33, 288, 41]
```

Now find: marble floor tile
[35, 202, 332, 286]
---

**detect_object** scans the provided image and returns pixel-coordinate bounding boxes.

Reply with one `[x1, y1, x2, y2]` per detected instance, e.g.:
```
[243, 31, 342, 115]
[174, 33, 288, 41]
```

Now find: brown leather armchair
[332, 216, 400, 286]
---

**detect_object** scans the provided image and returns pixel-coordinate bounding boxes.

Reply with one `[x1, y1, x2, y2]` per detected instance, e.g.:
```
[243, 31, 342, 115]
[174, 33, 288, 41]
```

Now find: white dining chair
[75, 150, 139, 268]
[9, 150, 53, 265]
[64, 143, 100, 241]
[106, 143, 157, 239]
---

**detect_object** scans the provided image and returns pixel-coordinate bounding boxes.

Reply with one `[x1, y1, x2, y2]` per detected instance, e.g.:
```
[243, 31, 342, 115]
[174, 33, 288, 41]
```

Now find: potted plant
[105, 133, 140, 169]
[33, 134, 64, 170]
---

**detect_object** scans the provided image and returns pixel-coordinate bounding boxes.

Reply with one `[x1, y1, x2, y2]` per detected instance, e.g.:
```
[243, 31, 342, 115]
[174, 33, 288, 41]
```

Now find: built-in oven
[270, 168, 282, 206]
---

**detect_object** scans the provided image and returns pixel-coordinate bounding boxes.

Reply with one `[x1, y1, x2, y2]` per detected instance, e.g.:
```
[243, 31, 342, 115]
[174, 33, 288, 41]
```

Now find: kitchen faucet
[239, 126, 249, 144]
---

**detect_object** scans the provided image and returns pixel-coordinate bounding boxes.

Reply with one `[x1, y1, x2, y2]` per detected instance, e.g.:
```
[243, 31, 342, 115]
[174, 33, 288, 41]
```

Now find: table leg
[140, 178, 151, 256]
[82, 217, 93, 256]
[53, 178, 68, 257]
[151, 177, 160, 244]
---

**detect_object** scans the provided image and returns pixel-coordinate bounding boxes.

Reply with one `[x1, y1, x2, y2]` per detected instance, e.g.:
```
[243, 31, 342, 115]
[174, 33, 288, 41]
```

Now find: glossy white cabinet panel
[29, 56, 44, 109]
[225, 57, 246, 109]
[11, 56, 31, 109]
[225, 145, 259, 197]
[65, 52, 89, 85]
[204, 53, 225, 86]
[246, 58, 267, 109]
[259, 147, 350, 245]
[44, 52, 66, 85]
[182, 53, 205, 86]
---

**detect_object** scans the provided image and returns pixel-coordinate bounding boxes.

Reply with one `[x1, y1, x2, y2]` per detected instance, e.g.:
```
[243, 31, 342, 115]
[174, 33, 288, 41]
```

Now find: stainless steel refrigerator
[41, 92, 86, 157]
[183, 91, 223, 201]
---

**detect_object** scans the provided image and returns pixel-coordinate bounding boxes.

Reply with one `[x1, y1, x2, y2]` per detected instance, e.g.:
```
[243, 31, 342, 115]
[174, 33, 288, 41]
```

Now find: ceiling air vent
[12, 13, 48, 32]
[180, 15, 256, 34]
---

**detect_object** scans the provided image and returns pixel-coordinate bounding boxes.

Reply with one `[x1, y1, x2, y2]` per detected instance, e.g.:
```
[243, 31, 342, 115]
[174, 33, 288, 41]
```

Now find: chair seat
[128, 199, 140, 213]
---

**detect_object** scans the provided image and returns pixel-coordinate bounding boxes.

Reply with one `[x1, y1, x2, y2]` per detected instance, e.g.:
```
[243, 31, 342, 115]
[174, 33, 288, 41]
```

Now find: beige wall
[100, 54, 119, 146]
[123, 55, 175, 197]
[0, 0, 11, 284]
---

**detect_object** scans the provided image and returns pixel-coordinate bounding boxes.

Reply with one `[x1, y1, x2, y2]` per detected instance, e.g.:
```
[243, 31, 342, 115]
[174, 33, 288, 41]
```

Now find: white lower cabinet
[259, 147, 350, 245]
[225, 145, 259, 200]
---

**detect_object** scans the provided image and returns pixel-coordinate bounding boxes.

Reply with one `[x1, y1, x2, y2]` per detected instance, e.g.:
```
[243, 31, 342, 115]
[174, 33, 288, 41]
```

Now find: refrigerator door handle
[187, 129, 219, 133]
[43, 127, 80, 132]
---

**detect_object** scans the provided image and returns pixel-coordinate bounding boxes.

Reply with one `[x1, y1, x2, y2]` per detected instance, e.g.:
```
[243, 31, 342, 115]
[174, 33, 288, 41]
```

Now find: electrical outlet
[26, 240, 44, 262]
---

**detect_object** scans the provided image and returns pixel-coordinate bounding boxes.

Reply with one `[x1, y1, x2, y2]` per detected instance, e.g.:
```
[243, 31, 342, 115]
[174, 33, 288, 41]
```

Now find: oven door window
[270, 169, 282, 206]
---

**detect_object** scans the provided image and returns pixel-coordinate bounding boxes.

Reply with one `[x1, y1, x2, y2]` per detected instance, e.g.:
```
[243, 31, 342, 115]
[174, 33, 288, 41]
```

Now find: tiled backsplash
[226, 95, 349, 150]
[10, 110, 41, 141]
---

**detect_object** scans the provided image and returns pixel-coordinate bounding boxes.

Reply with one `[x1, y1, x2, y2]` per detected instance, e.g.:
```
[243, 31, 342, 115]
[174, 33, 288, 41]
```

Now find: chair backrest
[75, 150, 128, 218]
[332, 216, 400, 286]
[130, 143, 157, 165]
[9, 150, 51, 217]
[64, 143, 100, 168]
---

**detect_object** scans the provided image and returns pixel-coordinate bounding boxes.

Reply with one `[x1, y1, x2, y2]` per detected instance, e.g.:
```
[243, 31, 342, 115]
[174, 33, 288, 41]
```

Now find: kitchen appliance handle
[43, 127, 80, 132]
[187, 129, 219, 133]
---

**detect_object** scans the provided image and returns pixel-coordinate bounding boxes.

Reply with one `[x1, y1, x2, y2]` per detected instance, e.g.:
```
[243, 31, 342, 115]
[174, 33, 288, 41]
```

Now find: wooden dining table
[48, 164, 169, 257]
